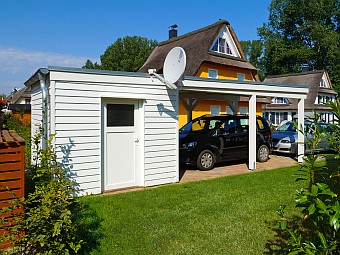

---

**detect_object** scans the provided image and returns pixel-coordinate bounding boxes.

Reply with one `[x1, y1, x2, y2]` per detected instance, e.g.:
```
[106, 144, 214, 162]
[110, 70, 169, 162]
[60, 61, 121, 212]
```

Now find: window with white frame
[316, 94, 335, 104]
[210, 105, 221, 115]
[226, 106, 233, 114]
[237, 73, 245, 81]
[320, 76, 330, 88]
[239, 106, 248, 115]
[264, 112, 288, 126]
[210, 26, 240, 57]
[208, 69, 218, 79]
[211, 37, 233, 55]
[272, 97, 289, 104]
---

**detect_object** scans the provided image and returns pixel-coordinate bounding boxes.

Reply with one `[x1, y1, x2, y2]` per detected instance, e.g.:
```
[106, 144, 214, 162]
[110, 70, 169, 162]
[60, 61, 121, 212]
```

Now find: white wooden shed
[25, 66, 309, 195]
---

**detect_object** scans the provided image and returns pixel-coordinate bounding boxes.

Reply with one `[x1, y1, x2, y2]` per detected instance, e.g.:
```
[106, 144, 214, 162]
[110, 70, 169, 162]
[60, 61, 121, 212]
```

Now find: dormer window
[210, 25, 240, 57]
[320, 76, 330, 88]
[212, 37, 232, 55]
[272, 97, 289, 104]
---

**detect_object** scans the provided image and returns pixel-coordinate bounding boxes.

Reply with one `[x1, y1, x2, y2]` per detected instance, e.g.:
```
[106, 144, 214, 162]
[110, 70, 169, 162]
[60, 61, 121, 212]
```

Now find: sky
[0, 0, 272, 96]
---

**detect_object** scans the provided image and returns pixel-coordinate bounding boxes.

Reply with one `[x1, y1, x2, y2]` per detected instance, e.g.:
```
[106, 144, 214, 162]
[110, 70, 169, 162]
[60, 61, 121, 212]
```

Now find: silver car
[272, 121, 331, 155]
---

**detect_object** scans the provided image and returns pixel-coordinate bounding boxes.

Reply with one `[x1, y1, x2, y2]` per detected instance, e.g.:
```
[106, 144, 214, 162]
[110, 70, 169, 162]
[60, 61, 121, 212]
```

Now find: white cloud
[0, 46, 95, 95]
[0, 47, 90, 73]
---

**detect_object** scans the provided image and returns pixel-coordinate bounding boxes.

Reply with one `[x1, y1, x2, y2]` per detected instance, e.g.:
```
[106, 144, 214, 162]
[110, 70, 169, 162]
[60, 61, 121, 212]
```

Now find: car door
[220, 118, 245, 160]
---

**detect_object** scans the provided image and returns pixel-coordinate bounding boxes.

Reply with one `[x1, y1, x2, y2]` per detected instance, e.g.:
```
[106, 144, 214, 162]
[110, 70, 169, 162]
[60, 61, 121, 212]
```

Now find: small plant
[0, 121, 82, 254]
[276, 111, 340, 254]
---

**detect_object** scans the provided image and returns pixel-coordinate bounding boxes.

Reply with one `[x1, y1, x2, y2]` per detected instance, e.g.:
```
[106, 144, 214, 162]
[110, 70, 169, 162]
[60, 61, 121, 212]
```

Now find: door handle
[134, 138, 139, 143]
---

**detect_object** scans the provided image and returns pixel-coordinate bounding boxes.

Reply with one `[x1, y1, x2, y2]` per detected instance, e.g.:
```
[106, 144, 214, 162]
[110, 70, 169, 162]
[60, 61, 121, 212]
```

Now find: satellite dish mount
[148, 47, 186, 89]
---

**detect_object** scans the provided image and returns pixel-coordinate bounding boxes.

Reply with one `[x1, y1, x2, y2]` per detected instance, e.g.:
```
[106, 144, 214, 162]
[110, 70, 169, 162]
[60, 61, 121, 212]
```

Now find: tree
[239, 40, 265, 80]
[83, 36, 158, 72]
[258, 0, 340, 92]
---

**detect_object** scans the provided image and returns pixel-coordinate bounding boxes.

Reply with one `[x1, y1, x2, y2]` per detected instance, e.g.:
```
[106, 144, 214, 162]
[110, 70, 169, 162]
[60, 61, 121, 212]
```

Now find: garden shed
[25, 66, 309, 195]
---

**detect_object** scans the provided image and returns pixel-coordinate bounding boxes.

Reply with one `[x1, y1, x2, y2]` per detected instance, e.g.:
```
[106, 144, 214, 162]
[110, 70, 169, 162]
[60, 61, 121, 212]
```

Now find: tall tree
[258, 0, 340, 92]
[83, 36, 158, 72]
[240, 40, 265, 80]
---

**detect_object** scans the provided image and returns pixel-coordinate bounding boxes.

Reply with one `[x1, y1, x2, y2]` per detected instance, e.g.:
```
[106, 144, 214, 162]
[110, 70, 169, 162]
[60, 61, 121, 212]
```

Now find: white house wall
[47, 70, 178, 195]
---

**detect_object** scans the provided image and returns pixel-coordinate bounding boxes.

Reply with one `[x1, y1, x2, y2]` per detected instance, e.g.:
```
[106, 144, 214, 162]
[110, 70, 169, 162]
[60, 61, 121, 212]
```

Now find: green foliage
[259, 0, 340, 93]
[276, 110, 340, 254]
[2, 112, 31, 170]
[83, 36, 158, 72]
[0, 124, 83, 254]
[239, 40, 265, 80]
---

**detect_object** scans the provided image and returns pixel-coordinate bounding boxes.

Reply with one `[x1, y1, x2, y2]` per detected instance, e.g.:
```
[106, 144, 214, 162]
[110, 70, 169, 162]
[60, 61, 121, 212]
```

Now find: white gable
[320, 72, 331, 88]
[210, 25, 240, 58]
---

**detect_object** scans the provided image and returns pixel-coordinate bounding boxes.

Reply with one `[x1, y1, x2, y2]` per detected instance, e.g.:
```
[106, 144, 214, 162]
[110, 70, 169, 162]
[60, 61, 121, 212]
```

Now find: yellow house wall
[179, 63, 263, 127]
[179, 100, 263, 127]
[197, 63, 254, 81]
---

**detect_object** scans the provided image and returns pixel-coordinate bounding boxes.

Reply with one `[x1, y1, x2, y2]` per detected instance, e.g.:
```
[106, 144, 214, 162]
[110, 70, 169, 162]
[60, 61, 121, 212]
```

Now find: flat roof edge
[48, 66, 150, 78]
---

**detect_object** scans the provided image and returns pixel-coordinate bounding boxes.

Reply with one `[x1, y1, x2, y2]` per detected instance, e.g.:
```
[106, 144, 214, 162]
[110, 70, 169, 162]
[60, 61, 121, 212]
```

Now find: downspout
[38, 72, 48, 149]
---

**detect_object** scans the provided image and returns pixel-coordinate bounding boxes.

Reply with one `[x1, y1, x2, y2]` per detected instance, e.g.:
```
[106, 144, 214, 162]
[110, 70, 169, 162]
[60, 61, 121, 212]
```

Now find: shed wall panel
[49, 72, 178, 194]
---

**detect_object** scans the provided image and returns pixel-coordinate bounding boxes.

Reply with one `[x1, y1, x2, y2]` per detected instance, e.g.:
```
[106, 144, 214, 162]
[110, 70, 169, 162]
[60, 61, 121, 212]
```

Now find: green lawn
[79, 165, 305, 255]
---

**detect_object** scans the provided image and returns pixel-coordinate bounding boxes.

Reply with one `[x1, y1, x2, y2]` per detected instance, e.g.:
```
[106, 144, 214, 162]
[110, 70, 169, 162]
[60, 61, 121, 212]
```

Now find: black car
[179, 115, 272, 170]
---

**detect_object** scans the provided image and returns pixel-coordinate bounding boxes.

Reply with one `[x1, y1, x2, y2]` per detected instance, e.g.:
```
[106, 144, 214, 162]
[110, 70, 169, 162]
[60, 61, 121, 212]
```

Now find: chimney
[169, 24, 178, 39]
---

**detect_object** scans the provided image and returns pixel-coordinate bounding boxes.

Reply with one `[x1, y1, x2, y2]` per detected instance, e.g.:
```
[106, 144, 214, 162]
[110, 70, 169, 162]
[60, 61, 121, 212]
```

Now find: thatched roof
[264, 70, 336, 111]
[6, 86, 30, 104]
[139, 20, 259, 80]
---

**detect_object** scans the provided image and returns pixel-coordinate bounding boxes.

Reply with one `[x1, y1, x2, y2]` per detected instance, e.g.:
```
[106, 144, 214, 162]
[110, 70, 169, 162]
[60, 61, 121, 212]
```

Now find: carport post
[297, 98, 305, 163]
[248, 94, 256, 170]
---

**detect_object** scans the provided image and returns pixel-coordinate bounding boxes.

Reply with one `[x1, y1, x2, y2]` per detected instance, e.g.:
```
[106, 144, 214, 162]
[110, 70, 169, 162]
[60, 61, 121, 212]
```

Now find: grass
[79, 164, 306, 255]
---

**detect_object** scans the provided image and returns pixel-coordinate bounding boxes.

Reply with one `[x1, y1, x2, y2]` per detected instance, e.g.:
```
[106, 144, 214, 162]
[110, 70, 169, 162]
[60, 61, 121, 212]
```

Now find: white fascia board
[181, 79, 309, 99]
[49, 70, 157, 86]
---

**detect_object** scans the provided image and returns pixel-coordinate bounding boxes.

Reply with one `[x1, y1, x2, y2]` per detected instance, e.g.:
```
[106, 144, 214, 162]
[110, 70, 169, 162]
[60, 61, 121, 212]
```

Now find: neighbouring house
[139, 20, 270, 127]
[263, 70, 337, 125]
[26, 66, 308, 195]
[6, 86, 31, 124]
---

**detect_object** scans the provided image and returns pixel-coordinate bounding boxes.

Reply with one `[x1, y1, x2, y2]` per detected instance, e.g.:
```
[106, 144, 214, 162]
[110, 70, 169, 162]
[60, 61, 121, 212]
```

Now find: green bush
[2, 112, 31, 170]
[276, 111, 340, 254]
[0, 124, 82, 254]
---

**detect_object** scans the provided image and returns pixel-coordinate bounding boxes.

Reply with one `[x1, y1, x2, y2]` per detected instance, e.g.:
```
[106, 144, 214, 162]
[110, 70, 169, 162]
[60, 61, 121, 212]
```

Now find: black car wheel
[257, 144, 269, 162]
[197, 149, 215, 170]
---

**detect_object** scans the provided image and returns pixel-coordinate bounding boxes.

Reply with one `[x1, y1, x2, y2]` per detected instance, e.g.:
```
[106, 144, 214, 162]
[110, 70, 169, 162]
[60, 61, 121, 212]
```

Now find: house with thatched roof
[139, 20, 268, 127]
[5, 86, 31, 124]
[263, 70, 337, 125]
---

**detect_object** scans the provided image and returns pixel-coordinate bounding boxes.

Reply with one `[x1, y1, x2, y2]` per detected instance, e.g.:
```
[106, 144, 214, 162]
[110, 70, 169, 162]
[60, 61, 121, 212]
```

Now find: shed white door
[104, 101, 139, 190]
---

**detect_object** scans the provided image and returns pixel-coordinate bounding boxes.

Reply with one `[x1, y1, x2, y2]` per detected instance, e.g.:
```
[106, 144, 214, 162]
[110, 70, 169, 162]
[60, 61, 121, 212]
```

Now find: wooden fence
[0, 130, 25, 250]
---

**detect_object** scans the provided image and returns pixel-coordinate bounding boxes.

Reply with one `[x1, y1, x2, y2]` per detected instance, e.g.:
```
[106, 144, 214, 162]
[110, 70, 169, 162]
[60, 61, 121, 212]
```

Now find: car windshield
[180, 118, 223, 132]
[276, 122, 296, 132]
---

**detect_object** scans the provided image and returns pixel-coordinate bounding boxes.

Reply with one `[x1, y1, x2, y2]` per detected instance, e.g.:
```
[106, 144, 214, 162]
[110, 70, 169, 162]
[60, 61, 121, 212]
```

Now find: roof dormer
[210, 25, 240, 58]
[320, 72, 331, 88]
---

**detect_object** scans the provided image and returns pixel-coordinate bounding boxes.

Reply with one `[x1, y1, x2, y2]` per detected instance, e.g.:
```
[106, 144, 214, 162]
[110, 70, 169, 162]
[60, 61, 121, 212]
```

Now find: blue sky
[0, 0, 272, 96]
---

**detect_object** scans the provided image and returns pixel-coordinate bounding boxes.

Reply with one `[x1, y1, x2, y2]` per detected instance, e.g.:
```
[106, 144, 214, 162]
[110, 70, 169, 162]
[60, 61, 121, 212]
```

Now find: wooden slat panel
[0, 146, 21, 153]
[0, 189, 21, 200]
[0, 153, 21, 163]
[9, 130, 25, 143]
[0, 162, 21, 171]
[0, 170, 21, 180]
[2, 130, 14, 143]
[0, 180, 22, 191]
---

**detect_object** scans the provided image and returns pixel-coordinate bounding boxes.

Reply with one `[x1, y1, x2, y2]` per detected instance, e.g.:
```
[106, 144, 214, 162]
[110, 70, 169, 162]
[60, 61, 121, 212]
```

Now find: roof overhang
[180, 76, 309, 99]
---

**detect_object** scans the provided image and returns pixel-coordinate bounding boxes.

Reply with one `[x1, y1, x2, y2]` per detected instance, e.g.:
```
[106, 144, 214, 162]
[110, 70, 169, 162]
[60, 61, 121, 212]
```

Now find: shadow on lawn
[75, 201, 104, 254]
[263, 216, 301, 255]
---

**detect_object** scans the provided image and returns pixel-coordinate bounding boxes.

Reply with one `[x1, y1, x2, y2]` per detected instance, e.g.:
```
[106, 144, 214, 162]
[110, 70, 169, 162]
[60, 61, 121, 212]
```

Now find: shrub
[276, 111, 340, 254]
[0, 124, 82, 254]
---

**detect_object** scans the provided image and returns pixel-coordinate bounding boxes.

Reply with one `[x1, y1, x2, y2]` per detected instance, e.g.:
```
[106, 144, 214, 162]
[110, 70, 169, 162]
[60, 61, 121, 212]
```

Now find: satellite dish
[163, 47, 186, 84]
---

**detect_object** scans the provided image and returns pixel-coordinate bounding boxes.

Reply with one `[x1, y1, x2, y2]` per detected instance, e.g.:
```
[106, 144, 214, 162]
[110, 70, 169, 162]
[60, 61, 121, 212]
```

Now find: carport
[27, 67, 309, 195]
[178, 76, 309, 169]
